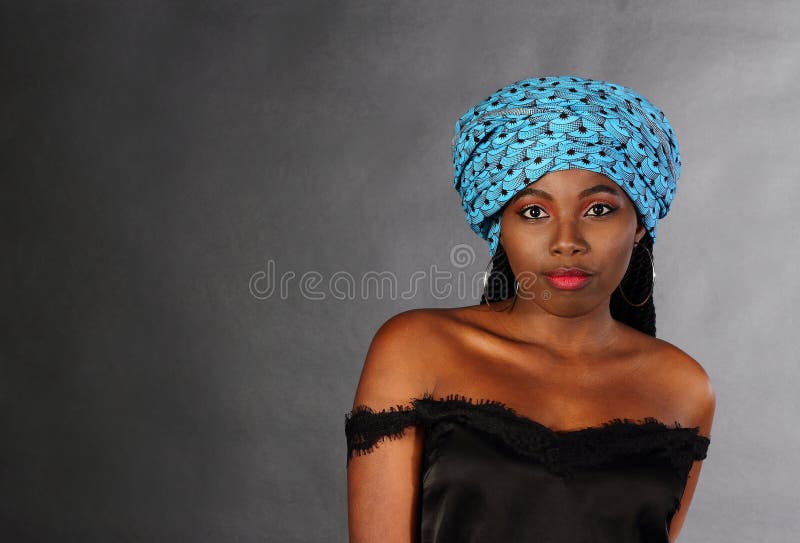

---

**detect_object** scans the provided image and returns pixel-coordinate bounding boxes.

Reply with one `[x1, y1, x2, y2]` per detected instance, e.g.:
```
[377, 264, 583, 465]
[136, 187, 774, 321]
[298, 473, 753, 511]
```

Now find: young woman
[345, 75, 715, 543]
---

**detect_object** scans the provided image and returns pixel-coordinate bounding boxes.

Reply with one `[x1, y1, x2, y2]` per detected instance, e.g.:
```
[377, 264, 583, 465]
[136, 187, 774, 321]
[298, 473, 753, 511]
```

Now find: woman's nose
[550, 222, 587, 255]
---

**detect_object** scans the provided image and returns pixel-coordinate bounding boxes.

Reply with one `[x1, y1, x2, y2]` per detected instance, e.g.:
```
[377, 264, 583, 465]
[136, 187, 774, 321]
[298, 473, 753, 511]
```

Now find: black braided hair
[479, 230, 656, 337]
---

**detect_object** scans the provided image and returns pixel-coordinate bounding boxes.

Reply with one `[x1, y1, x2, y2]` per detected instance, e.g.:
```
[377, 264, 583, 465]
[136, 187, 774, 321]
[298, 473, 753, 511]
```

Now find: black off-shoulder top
[345, 392, 710, 542]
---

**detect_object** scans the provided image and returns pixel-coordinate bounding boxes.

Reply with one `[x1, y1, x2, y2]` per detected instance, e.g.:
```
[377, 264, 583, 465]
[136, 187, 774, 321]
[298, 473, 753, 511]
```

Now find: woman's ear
[634, 220, 646, 244]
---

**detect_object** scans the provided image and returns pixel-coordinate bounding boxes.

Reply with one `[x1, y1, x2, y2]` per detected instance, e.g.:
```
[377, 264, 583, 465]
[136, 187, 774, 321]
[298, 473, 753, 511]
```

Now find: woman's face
[498, 168, 646, 314]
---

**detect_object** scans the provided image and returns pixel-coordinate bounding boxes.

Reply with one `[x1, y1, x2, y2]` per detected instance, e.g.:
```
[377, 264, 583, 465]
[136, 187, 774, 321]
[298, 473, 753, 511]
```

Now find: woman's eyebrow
[512, 184, 622, 201]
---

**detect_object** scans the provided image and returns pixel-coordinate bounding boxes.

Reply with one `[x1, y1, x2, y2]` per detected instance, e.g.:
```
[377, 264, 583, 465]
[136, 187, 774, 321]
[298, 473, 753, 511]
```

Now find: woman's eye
[519, 203, 618, 220]
[520, 205, 548, 219]
[586, 203, 617, 217]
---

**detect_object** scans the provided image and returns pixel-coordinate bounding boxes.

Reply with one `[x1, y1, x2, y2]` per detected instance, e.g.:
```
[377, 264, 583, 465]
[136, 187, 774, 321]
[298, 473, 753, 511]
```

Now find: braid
[480, 231, 657, 337]
[609, 231, 656, 336]
[480, 246, 518, 310]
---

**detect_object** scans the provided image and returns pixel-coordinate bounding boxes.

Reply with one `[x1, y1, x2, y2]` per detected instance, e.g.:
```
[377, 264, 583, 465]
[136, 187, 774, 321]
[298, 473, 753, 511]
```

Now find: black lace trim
[345, 392, 710, 481]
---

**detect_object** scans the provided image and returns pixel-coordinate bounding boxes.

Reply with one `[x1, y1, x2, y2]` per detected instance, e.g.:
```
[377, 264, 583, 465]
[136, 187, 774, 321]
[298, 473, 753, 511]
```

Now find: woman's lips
[543, 274, 593, 290]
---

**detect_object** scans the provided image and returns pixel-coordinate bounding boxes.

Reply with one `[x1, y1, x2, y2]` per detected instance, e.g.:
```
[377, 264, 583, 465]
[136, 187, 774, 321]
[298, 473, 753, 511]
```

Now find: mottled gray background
[2, 0, 797, 541]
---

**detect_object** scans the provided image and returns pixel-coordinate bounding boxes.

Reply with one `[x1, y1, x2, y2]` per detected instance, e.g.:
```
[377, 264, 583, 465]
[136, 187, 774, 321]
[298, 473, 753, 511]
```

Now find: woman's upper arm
[346, 310, 438, 543]
[667, 352, 716, 542]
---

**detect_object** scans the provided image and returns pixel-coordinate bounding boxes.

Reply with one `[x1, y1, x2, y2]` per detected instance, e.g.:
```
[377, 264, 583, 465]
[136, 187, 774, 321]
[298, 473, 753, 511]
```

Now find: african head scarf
[452, 75, 681, 256]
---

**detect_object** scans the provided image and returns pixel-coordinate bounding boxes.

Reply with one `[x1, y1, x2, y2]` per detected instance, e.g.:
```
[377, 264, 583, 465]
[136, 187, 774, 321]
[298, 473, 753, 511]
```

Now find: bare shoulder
[350, 307, 461, 410]
[347, 308, 461, 540]
[369, 307, 461, 359]
[646, 337, 716, 436]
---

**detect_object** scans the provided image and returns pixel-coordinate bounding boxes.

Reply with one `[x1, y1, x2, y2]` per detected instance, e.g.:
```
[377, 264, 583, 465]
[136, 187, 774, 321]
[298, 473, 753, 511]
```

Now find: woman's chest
[418, 418, 689, 543]
[430, 354, 677, 433]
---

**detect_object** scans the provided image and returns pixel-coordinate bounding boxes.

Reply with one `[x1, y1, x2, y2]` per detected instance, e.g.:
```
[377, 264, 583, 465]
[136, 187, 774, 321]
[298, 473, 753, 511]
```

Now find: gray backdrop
[3, 0, 797, 541]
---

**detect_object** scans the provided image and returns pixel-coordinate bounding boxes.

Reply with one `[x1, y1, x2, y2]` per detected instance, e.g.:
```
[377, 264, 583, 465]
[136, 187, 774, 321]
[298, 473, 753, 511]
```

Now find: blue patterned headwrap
[452, 75, 681, 257]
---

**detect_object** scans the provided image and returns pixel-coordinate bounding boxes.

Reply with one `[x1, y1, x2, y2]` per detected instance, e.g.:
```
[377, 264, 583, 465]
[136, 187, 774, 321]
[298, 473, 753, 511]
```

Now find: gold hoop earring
[616, 241, 655, 307]
[482, 256, 494, 296]
[482, 255, 516, 312]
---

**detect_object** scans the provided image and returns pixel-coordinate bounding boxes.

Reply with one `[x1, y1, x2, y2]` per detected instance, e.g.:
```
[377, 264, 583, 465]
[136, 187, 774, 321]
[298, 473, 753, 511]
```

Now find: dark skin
[488, 167, 647, 359]
[347, 168, 715, 542]
[427, 169, 681, 416]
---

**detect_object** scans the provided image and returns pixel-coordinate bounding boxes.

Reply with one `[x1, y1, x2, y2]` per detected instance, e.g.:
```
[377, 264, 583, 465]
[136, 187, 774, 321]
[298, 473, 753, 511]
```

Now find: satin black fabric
[345, 393, 710, 543]
[421, 422, 683, 542]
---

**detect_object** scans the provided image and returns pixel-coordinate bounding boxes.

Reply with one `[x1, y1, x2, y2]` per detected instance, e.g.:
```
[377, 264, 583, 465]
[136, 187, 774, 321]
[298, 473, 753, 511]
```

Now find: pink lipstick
[543, 267, 593, 291]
